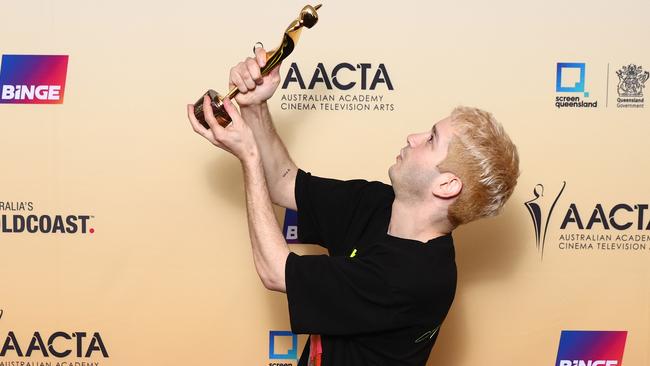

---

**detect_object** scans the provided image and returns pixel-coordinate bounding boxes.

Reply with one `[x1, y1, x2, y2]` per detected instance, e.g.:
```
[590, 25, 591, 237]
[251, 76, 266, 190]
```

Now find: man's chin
[388, 165, 396, 184]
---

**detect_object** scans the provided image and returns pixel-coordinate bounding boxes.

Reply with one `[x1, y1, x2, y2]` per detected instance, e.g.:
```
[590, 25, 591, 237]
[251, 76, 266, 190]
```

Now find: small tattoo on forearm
[282, 168, 291, 178]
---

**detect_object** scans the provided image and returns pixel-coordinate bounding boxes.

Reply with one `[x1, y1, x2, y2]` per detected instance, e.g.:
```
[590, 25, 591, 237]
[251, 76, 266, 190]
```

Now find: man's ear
[433, 172, 462, 199]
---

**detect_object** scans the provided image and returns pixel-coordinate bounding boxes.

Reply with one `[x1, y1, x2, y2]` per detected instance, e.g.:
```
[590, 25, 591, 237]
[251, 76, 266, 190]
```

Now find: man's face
[388, 116, 456, 199]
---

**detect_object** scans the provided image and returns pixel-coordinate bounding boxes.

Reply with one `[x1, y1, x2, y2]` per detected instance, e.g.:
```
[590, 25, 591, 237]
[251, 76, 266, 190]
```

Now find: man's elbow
[258, 246, 290, 293]
[262, 276, 286, 293]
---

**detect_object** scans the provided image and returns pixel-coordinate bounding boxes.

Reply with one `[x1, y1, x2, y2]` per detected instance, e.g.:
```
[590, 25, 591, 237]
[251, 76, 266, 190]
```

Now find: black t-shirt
[285, 169, 457, 366]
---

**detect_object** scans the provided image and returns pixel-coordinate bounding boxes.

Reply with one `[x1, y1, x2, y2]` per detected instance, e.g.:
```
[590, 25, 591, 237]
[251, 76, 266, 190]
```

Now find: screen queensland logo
[0, 55, 69, 104]
[268, 330, 298, 366]
[555, 330, 627, 366]
[279, 62, 395, 112]
[0, 201, 95, 235]
[555, 62, 598, 109]
[525, 182, 650, 259]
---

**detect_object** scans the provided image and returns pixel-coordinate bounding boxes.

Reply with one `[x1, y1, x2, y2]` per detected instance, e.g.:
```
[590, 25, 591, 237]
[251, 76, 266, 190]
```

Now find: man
[187, 48, 519, 366]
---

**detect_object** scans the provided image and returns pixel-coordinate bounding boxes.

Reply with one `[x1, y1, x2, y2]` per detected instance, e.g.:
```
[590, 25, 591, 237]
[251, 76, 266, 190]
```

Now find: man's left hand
[187, 95, 260, 164]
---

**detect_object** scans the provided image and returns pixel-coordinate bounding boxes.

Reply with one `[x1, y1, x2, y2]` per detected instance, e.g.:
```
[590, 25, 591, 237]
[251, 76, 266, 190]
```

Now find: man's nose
[406, 133, 423, 147]
[407, 134, 417, 147]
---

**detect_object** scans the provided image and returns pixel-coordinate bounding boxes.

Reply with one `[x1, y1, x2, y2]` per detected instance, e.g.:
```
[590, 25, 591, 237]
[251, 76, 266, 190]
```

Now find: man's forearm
[240, 103, 297, 207]
[242, 156, 290, 293]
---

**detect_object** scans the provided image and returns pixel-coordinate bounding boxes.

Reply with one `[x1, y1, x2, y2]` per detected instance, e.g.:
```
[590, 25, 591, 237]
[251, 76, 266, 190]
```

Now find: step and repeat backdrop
[1, 0, 648, 365]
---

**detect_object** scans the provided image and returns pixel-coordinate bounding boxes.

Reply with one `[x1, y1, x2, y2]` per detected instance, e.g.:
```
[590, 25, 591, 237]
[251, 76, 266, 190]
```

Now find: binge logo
[555, 62, 598, 109]
[555, 330, 627, 366]
[269, 330, 298, 360]
[283, 209, 299, 244]
[0, 55, 69, 104]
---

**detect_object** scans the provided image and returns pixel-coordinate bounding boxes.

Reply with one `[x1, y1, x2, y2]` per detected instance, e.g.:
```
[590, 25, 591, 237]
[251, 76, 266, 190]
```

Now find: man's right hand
[229, 47, 281, 107]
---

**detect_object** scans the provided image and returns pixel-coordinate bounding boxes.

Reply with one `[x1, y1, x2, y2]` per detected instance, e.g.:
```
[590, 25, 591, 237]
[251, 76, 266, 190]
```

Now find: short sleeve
[284, 249, 407, 336]
[295, 169, 392, 252]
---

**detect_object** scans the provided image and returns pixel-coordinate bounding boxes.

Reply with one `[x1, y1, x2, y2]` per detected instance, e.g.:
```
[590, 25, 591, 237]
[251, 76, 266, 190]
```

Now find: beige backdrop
[1, 0, 649, 365]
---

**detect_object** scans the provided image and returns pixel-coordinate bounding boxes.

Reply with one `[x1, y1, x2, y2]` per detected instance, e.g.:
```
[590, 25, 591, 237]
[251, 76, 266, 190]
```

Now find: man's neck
[387, 198, 452, 244]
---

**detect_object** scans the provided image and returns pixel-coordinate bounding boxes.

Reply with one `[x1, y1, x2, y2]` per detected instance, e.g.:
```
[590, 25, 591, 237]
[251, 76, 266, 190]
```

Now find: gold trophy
[193, 4, 322, 129]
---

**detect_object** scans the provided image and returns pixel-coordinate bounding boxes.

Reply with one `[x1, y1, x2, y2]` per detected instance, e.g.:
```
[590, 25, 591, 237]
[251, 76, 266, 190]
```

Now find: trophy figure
[193, 4, 322, 129]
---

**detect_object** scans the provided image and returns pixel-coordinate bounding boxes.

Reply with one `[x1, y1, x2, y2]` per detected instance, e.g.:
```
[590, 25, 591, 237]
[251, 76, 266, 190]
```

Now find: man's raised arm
[240, 103, 297, 211]
[187, 97, 289, 293]
[230, 48, 297, 211]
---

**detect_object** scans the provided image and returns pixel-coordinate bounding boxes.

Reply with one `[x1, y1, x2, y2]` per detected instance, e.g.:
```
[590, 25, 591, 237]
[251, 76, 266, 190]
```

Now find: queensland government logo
[555, 62, 598, 109]
[525, 183, 650, 258]
[0, 55, 69, 104]
[279, 62, 395, 112]
[555, 330, 627, 366]
[615, 64, 648, 108]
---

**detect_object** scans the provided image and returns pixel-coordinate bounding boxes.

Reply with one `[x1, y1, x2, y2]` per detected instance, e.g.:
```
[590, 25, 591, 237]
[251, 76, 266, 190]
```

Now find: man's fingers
[188, 103, 233, 152]
[230, 68, 248, 93]
[202, 95, 225, 135]
[255, 47, 267, 68]
[245, 57, 262, 84]
[240, 59, 257, 89]
[187, 104, 215, 141]
[242, 72, 256, 90]
[221, 97, 243, 126]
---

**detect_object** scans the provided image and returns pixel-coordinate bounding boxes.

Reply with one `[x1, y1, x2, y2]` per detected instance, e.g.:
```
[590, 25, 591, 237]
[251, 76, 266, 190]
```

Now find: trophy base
[193, 89, 232, 129]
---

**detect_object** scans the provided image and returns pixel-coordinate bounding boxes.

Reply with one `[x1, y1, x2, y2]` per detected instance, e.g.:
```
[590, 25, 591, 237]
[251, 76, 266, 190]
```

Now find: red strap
[308, 334, 322, 366]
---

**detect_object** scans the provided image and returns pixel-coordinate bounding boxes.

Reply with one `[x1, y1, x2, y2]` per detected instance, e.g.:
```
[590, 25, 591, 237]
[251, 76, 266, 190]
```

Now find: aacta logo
[555, 330, 627, 366]
[0, 331, 108, 358]
[526, 182, 650, 258]
[560, 203, 650, 231]
[0, 55, 69, 104]
[281, 62, 394, 90]
[525, 183, 650, 232]
[524, 182, 566, 259]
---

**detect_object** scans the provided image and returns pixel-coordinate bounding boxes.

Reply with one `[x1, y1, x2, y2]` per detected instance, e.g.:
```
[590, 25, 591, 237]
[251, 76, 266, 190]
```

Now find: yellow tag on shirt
[349, 248, 357, 258]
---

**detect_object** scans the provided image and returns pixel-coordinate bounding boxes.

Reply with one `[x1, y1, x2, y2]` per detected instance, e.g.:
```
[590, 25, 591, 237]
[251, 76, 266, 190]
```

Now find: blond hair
[438, 106, 520, 226]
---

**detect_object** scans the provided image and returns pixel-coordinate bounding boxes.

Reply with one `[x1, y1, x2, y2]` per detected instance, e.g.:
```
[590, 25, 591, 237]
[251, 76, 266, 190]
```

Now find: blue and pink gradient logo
[555, 330, 627, 366]
[0, 55, 69, 104]
[269, 330, 298, 360]
[556, 62, 589, 97]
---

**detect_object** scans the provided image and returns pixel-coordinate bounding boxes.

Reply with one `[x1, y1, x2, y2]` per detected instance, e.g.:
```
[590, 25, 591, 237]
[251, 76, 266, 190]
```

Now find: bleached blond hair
[438, 106, 520, 227]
